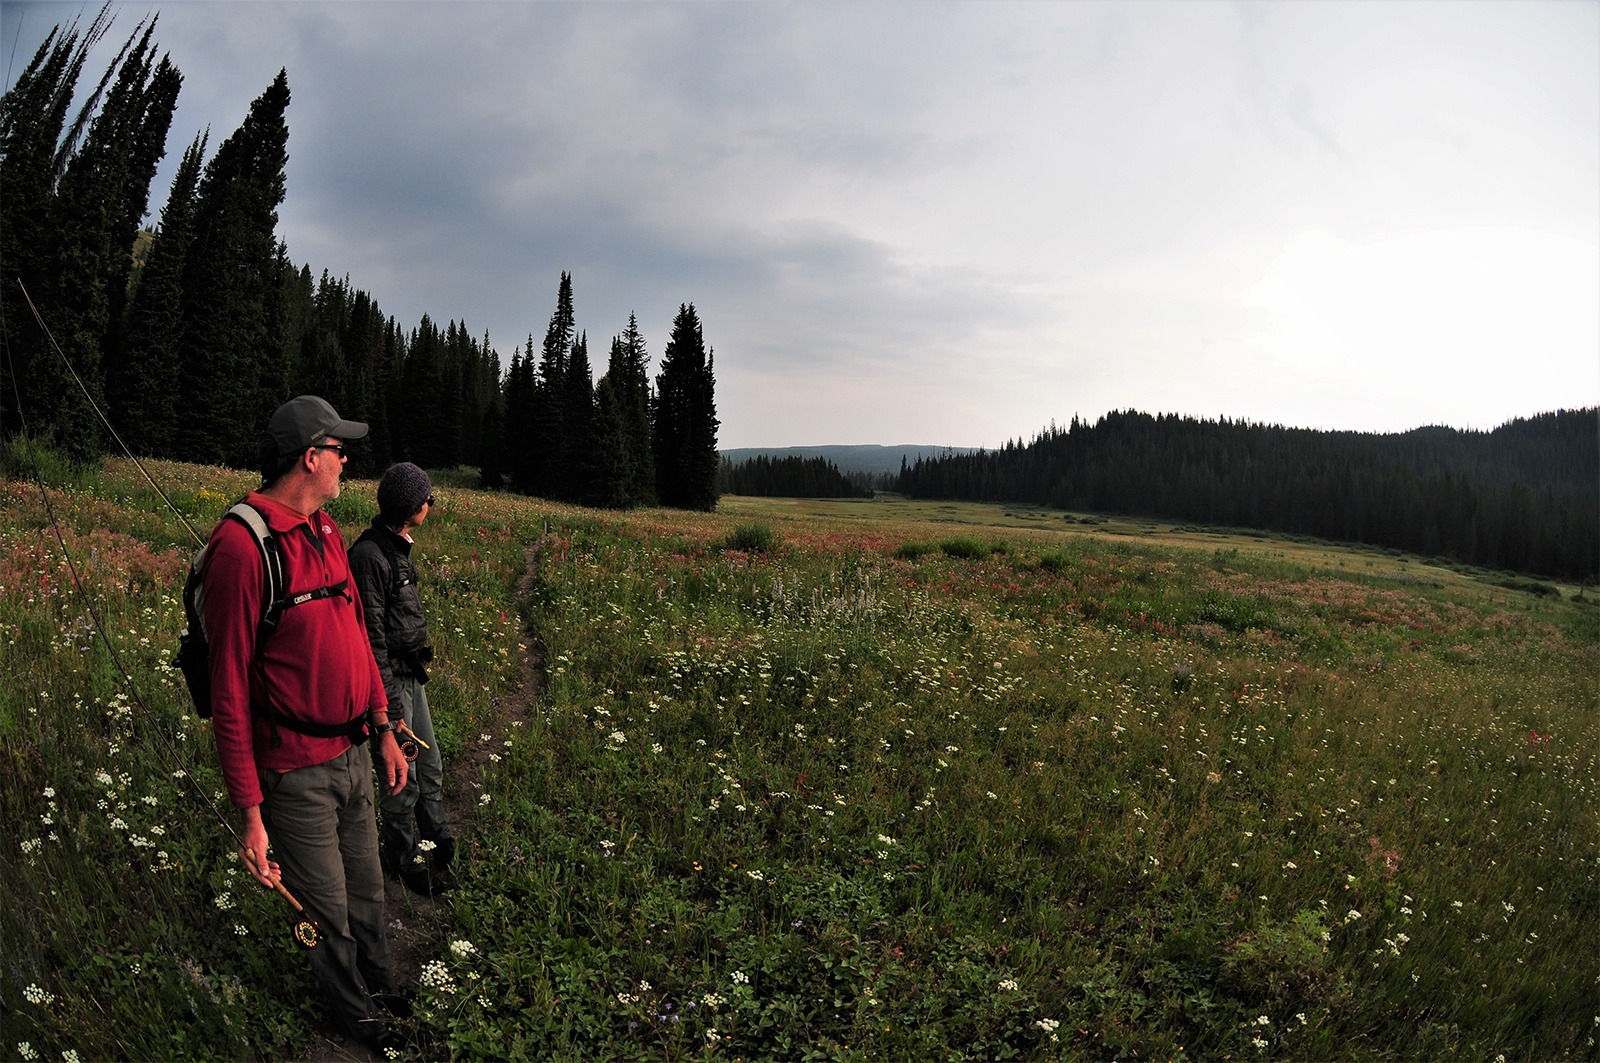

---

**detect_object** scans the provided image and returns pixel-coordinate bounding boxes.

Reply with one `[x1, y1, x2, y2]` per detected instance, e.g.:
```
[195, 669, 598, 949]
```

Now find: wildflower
[999, 978, 1018, 991]
[214, 893, 236, 911]
[23, 984, 54, 1005]
[731, 970, 749, 985]
[1256, 1015, 1271, 1026]
[1283, 861, 1297, 870]
[450, 939, 478, 958]
[480, 794, 491, 805]
[420, 960, 455, 991]
[17, 1044, 39, 1062]
[747, 869, 766, 881]
[234, 924, 248, 936]
[63, 1052, 81, 1063]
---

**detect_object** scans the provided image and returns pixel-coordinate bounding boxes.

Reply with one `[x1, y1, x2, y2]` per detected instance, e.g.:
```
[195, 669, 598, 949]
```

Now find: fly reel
[292, 915, 323, 949]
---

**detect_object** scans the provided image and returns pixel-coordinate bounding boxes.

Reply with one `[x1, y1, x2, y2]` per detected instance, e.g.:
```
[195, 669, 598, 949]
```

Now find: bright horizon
[4, 1, 1596, 449]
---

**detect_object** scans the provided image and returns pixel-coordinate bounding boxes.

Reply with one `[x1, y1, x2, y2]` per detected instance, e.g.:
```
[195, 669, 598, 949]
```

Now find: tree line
[718, 454, 872, 499]
[896, 409, 1600, 581]
[0, 10, 720, 511]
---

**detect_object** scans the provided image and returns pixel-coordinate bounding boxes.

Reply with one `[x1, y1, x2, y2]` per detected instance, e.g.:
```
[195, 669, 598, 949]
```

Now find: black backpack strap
[263, 705, 369, 742]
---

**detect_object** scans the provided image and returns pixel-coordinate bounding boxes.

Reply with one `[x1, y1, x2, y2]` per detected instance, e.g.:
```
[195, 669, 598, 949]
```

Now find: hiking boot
[399, 865, 453, 897]
[349, 1013, 407, 1056]
[430, 836, 456, 870]
[374, 988, 415, 1020]
[367, 1022, 408, 1057]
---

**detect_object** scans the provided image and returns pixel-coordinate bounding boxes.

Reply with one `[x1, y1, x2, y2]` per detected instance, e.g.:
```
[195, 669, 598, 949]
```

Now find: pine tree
[116, 131, 205, 457]
[591, 317, 656, 508]
[559, 330, 595, 502]
[653, 303, 720, 510]
[589, 340, 634, 508]
[1, 10, 179, 461]
[502, 340, 536, 493]
[527, 271, 575, 499]
[618, 313, 656, 506]
[178, 69, 291, 468]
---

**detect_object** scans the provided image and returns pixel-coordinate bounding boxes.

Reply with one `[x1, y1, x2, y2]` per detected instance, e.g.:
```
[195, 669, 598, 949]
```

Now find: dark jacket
[349, 518, 432, 705]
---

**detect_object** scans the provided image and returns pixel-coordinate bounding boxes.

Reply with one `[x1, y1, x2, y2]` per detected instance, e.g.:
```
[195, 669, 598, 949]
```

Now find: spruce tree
[653, 303, 720, 510]
[590, 361, 633, 509]
[502, 341, 536, 493]
[116, 131, 205, 457]
[178, 69, 291, 467]
[1, 11, 178, 460]
[0, 15, 105, 446]
[528, 271, 575, 499]
[560, 330, 595, 502]
[618, 313, 656, 506]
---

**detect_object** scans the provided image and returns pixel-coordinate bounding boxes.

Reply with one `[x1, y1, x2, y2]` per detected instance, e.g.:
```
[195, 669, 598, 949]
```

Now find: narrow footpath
[302, 540, 547, 1061]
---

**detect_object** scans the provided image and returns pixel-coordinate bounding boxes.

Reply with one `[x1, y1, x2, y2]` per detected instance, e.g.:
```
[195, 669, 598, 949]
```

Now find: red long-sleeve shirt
[202, 492, 387, 809]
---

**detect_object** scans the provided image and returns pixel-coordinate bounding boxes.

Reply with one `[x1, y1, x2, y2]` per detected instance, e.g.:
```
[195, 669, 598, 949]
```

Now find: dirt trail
[301, 539, 547, 1061]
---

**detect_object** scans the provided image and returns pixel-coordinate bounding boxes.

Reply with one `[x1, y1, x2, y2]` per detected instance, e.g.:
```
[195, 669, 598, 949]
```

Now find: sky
[4, 1, 1597, 449]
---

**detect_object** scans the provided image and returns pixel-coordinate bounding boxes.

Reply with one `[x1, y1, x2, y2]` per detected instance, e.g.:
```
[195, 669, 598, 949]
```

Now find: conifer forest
[0, 11, 721, 512]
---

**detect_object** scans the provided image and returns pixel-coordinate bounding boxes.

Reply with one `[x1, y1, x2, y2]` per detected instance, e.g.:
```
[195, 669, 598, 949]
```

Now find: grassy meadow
[2, 455, 1597, 1061]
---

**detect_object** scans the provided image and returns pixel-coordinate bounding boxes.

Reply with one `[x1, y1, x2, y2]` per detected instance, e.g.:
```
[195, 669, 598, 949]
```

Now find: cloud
[6, 0, 1596, 447]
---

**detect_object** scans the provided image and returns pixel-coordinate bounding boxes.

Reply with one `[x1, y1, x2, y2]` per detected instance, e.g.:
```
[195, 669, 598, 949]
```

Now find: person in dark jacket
[350, 462, 456, 895]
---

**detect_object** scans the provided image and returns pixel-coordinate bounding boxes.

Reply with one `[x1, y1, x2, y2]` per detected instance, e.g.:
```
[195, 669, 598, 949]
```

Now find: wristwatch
[371, 720, 396, 735]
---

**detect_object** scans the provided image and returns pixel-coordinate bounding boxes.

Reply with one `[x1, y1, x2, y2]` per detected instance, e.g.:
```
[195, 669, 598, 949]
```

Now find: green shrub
[940, 536, 996, 559]
[725, 522, 775, 552]
[0, 434, 94, 488]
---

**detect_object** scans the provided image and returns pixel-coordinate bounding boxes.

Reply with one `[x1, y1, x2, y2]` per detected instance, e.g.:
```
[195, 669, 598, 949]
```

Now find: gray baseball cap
[264, 395, 369, 460]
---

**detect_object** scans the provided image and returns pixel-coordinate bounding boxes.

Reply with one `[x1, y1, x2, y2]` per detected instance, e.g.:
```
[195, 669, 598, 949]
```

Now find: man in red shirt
[202, 395, 411, 1051]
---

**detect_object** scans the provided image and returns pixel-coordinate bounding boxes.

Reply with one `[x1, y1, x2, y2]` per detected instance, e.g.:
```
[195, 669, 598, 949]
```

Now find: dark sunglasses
[425, 495, 436, 507]
[309, 443, 347, 459]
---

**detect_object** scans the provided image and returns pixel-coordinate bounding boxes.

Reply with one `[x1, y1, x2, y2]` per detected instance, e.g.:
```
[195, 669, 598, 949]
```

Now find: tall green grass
[3, 459, 1596, 1060]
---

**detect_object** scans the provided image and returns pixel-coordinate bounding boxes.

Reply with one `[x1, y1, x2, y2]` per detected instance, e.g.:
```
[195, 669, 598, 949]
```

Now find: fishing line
[14, 280, 206, 546]
[4, 279, 321, 947]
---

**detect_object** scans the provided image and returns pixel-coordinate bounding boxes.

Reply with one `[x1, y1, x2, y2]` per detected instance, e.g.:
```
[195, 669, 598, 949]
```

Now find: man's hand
[238, 807, 281, 889]
[379, 732, 409, 794]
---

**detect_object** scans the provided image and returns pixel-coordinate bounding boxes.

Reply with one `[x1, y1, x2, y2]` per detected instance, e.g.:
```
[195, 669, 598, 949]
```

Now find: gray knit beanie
[378, 462, 432, 524]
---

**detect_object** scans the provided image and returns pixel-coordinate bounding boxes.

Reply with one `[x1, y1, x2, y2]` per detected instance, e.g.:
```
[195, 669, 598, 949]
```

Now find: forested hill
[896, 409, 1599, 581]
[721, 444, 973, 477]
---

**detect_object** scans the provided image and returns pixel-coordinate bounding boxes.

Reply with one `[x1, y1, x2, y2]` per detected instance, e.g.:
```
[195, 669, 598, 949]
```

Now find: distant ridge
[721, 444, 974, 477]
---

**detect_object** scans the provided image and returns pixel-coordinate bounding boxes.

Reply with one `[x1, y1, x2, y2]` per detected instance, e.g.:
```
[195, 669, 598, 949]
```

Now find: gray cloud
[6, 0, 1596, 446]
